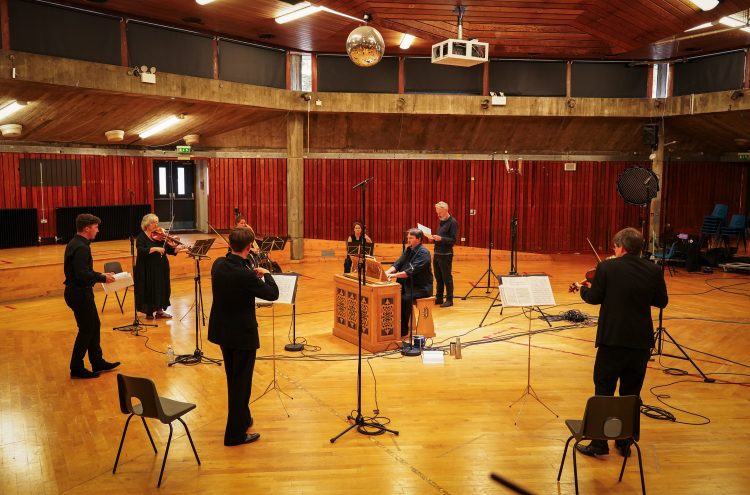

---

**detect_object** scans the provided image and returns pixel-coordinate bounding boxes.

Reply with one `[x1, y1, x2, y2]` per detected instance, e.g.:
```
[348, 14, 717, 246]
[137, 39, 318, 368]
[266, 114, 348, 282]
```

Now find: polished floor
[0, 241, 748, 494]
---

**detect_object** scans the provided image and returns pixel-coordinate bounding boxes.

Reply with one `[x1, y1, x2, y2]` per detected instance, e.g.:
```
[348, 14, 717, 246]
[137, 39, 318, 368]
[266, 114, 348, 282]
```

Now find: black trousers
[220, 346, 257, 445]
[590, 345, 650, 448]
[401, 286, 432, 336]
[65, 287, 103, 371]
[433, 254, 454, 300]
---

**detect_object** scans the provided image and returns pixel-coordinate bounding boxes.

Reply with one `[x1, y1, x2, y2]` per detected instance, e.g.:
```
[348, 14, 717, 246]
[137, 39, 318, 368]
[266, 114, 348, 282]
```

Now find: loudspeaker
[642, 124, 659, 147]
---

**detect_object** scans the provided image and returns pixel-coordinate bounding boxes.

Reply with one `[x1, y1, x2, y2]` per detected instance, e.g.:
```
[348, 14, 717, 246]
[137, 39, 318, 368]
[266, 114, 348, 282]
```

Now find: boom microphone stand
[463, 152, 500, 299]
[331, 177, 398, 443]
[114, 191, 156, 334]
[509, 158, 522, 275]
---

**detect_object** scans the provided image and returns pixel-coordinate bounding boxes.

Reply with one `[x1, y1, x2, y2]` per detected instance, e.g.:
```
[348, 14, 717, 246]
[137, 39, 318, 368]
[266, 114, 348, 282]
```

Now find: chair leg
[633, 441, 646, 495]
[141, 417, 157, 454]
[157, 423, 174, 488]
[572, 440, 580, 495]
[101, 294, 108, 314]
[113, 414, 134, 474]
[557, 436, 574, 481]
[115, 292, 124, 314]
[178, 417, 201, 465]
[618, 447, 629, 481]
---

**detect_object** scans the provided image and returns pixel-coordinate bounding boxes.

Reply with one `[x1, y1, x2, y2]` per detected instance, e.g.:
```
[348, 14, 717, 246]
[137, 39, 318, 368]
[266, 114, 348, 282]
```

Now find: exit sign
[739, 152, 750, 161]
[176, 145, 191, 154]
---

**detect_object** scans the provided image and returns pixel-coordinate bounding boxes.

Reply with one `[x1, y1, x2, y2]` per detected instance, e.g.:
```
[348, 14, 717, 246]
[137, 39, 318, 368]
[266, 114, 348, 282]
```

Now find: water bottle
[166, 344, 174, 365]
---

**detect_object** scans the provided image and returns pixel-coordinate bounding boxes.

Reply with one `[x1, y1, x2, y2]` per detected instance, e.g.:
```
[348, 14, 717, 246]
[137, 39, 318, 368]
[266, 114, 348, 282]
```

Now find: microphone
[352, 177, 374, 190]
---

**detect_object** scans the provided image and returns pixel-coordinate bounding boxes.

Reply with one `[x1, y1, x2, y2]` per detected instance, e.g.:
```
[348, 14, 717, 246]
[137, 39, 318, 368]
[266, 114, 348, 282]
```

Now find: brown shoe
[155, 312, 173, 319]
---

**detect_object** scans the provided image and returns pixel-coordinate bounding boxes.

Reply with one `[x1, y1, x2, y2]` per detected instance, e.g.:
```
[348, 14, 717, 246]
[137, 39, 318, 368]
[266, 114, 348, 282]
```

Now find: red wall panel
[0, 152, 153, 239]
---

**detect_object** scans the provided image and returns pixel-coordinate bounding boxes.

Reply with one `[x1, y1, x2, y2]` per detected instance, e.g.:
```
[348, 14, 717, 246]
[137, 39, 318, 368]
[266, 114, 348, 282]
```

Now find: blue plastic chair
[722, 214, 747, 251]
[710, 204, 729, 220]
[653, 241, 679, 276]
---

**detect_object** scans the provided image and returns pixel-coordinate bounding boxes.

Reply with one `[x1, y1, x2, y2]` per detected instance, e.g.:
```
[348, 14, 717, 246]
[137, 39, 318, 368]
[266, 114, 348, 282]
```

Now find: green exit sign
[739, 152, 750, 161]
[176, 145, 191, 154]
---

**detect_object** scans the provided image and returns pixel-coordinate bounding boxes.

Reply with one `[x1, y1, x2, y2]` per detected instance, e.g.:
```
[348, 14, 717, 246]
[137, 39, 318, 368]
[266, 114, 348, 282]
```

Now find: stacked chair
[699, 203, 728, 248]
[721, 214, 747, 252]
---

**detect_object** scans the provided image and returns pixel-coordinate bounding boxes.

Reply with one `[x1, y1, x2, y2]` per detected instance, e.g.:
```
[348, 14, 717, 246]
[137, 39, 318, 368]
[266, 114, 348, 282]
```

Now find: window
[177, 167, 185, 195]
[290, 52, 312, 91]
[652, 63, 670, 98]
[158, 167, 167, 195]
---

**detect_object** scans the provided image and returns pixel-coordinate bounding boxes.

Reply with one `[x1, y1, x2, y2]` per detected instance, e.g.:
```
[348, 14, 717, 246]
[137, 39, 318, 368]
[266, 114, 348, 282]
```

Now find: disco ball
[346, 26, 385, 67]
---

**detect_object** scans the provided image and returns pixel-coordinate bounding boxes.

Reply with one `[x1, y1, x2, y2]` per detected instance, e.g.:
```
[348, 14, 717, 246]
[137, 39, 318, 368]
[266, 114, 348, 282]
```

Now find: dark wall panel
[8, 0, 120, 65]
[19, 158, 81, 187]
[0, 209, 37, 248]
[218, 39, 285, 88]
[317, 55, 398, 93]
[405, 58, 483, 95]
[571, 62, 648, 98]
[489, 60, 567, 96]
[128, 22, 213, 78]
[673, 51, 746, 96]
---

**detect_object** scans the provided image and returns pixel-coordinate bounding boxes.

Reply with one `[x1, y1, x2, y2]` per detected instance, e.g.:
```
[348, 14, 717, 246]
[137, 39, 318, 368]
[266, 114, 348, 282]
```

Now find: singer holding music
[429, 201, 458, 307]
[385, 228, 433, 337]
[134, 213, 187, 320]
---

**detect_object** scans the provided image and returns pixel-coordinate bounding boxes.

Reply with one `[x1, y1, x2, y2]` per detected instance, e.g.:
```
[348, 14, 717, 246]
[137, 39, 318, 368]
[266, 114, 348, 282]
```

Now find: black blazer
[208, 253, 279, 350]
[580, 253, 668, 349]
[392, 243, 434, 294]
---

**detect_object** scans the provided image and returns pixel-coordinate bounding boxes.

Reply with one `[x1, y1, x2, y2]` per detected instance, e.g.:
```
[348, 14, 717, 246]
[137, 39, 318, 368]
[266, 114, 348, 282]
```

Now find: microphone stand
[331, 177, 398, 443]
[463, 152, 500, 299]
[114, 191, 156, 334]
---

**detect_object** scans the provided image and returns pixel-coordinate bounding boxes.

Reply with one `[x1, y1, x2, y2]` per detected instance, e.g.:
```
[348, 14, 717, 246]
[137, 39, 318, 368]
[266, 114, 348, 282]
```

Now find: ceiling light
[399, 34, 415, 49]
[0, 100, 27, 121]
[195, 0, 215, 5]
[719, 16, 744, 28]
[685, 22, 714, 31]
[275, 2, 320, 24]
[689, 0, 720, 11]
[138, 115, 183, 139]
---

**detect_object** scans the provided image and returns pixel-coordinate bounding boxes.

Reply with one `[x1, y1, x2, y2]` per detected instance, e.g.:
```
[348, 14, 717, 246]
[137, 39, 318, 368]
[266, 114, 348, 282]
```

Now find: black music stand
[173, 238, 222, 366]
[259, 236, 286, 254]
[479, 274, 552, 328]
[346, 241, 374, 287]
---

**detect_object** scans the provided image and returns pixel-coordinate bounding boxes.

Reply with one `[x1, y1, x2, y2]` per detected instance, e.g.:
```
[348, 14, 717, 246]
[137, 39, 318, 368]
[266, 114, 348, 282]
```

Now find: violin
[151, 227, 191, 250]
[569, 238, 603, 293]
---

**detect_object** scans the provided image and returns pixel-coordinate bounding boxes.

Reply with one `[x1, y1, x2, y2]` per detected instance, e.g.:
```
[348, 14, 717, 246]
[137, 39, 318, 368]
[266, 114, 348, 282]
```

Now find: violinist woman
[344, 221, 372, 273]
[231, 215, 261, 267]
[135, 213, 187, 320]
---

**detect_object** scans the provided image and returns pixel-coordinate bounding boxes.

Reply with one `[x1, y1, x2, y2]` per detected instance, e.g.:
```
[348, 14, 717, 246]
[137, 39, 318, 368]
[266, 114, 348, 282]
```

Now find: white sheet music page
[257, 273, 299, 305]
[101, 272, 134, 294]
[499, 275, 556, 307]
[416, 223, 432, 237]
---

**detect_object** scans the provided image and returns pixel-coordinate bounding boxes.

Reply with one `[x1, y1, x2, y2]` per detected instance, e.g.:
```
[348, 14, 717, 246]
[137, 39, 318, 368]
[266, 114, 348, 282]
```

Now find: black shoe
[435, 297, 444, 305]
[440, 300, 453, 307]
[615, 442, 632, 458]
[225, 433, 260, 446]
[575, 442, 609, 457]
[71, 368, 100, 379]
[92, 360, 120, 373]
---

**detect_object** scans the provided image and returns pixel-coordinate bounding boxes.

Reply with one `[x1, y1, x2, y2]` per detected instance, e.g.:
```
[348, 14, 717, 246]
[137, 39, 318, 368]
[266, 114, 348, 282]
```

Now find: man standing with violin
[573, 227, 668, 458]
[208, 227, 279, 446]
[134, 213, 188, 320]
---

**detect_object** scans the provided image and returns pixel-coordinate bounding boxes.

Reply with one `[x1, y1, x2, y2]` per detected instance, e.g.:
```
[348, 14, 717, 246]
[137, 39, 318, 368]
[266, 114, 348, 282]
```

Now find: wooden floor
[1, 240, 749, 495]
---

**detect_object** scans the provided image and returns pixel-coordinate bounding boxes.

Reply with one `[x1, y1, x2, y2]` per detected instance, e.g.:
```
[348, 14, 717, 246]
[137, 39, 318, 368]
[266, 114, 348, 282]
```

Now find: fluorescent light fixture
[139, 115, 183, 139]
[275, 2, 363, 24]
[196, 0, 215, 4]
[685, 22, 714, 31]
[400, 34, 415, 49]
[0, 100, 27, 121]
[275, 3, 321, 24]
[742, 27, 750, 33]
[689, 0, 720, 10]
[719, 16, 744, 27]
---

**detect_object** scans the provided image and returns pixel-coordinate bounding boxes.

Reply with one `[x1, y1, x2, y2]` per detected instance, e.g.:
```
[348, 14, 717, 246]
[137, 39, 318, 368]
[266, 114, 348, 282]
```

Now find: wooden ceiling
[64, 0, 750, 60]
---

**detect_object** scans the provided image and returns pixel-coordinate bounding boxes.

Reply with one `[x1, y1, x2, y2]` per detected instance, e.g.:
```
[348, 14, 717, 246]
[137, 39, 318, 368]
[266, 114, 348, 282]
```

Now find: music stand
[501, 275, 558, 424]
[479, 274, 552, 328]
[173, 238, 222, 366]
[253, 273, 300, 415]
[346, 241, 373, 257]
[260, 236, 286, 254]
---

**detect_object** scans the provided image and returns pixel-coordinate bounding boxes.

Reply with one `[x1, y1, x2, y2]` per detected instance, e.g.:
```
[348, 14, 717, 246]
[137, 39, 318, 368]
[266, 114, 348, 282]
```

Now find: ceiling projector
[431, 38, 488, 67]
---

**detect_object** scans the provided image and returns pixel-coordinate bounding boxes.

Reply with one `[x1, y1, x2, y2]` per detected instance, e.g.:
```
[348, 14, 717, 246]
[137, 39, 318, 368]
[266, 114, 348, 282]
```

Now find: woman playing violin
[135, 213, 188, 320]
[344, 221, 372, 273]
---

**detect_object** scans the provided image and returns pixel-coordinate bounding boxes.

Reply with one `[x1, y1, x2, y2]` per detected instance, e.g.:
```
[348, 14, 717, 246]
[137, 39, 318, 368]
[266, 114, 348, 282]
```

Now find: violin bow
[208, 224, 230, 246]
[586, 237, 602, 264]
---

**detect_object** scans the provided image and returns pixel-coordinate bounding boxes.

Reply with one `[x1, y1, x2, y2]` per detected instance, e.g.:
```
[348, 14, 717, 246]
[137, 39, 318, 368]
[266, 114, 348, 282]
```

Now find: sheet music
[417, 223, 432, 237]
[257, 273, 298, 305]
[101, 272, 134, 294]
[499, 275, 556, 307]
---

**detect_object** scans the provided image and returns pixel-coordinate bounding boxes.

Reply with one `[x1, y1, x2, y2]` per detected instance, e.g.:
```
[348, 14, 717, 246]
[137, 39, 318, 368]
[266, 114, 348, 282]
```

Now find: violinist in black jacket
[385, 228, 434, 337]
[574, 227, 668, 458]
[208, 227, 279, 447]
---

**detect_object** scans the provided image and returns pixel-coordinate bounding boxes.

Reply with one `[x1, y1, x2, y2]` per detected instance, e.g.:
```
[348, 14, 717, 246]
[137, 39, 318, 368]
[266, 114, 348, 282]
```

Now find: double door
[153, 160, 195, 230]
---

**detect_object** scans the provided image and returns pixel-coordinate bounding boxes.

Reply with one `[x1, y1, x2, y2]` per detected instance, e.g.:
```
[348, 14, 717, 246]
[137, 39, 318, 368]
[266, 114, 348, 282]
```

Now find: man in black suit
[64, 213, 119, 379]
[385, 228, 434, 337]
[574, 227, 668, 457]
[208, 228, 279, 447]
